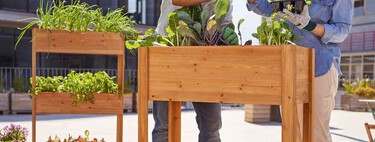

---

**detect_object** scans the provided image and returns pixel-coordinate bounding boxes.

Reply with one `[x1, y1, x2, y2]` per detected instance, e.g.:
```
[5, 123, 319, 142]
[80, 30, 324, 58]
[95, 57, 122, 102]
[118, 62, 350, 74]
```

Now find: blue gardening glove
[223, 27, 239, 45]
[279, 5, 311, 29]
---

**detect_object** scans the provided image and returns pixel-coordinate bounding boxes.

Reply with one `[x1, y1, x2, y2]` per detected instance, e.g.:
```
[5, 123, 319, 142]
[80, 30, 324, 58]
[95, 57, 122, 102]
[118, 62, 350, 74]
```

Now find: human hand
[248, 0, 255, 4]
[278, 5, 310, 29]
[223, 27, 239, 45]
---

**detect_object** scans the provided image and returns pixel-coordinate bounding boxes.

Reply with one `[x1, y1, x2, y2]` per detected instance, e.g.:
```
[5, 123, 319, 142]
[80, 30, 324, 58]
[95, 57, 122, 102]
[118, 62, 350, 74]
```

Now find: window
[354, 0, 365, 16]
[355, 0, 365, 8]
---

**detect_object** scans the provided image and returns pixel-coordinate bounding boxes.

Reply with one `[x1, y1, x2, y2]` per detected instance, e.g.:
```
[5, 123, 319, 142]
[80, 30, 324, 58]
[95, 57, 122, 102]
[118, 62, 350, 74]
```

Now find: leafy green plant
[13, 77, 27, 93]
[16, 0, 138, 49]
[30, 71, 118, 105]
[252, 13, 295, 45]
[127, 0, 241, 50]
[171, 0, 240, 46]
[343, 79, 375, 98]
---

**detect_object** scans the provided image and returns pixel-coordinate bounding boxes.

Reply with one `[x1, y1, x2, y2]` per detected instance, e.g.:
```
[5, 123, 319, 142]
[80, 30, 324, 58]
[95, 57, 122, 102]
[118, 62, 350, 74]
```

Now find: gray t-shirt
[155, 0, 233, 36]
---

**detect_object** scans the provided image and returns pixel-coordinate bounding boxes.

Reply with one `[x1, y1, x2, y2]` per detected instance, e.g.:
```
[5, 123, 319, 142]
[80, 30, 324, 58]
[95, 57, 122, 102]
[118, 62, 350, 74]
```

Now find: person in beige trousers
[246, 0, 354, 141]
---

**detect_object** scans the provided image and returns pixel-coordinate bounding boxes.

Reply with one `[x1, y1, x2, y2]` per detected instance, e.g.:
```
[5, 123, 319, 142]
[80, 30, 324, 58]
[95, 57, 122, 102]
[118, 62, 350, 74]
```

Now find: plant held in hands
[252, 13, 295, 45]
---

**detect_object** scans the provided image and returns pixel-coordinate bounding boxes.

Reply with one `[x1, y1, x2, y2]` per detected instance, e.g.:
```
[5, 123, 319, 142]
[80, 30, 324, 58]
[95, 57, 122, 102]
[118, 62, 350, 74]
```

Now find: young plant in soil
[15, 0, 138, 49]
[30, 71, 119, 105]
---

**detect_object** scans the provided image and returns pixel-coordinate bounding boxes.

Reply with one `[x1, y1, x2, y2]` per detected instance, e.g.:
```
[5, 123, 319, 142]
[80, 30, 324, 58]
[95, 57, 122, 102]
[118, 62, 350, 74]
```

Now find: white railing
[0, 67, 137, 93]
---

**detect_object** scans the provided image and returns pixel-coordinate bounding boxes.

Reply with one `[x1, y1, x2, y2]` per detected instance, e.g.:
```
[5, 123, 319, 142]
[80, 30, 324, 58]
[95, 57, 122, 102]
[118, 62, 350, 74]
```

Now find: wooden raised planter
[341, 94, 375, 111]
[138, 45, 315, 142]
[0, 93, 9, 114]
[31, 29, 125, 142]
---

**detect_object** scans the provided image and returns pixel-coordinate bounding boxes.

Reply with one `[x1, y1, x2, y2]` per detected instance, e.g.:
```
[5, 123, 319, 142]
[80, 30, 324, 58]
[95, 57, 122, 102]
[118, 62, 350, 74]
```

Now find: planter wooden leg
[168, 101, 181, 142]
[303, 103, 313, 142]
[117, 114, 123, 142]
[138, 95, 148, 142]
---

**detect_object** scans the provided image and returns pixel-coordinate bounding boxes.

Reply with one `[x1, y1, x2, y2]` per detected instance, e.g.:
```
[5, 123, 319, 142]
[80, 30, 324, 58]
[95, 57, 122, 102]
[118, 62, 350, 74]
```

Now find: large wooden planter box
[0, 93, 9, 114]
[138, 45, 315, 142]
[341, 94, 375, 111]
[35, 92, 123, 114]
[12, 93, 32, 113]
[32, 29, 125, 142]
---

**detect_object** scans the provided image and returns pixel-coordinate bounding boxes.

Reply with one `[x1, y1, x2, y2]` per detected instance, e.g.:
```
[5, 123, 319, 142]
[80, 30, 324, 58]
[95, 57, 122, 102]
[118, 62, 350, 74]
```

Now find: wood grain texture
[303, 48, 315, 142]
[296, 47, 311, 104]
[35, 92, 123, 114]
[33, 29, 124, 55]
[138, 45, 314, 142]
[168, 101, 181, 142]
[148, 46, 283, 105]
[138, 47, 149, 142]
[281, 45, 299, 142]
[32, 29, 37, 142]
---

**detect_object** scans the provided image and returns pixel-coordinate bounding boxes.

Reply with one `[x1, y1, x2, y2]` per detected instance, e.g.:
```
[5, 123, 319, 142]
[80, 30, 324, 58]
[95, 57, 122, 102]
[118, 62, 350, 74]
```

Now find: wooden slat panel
[148, 46, 283, 104]
[303, 48, 315, 142]
[281, 45, 299, 142]
[35, 92, 123, 114]
[296, 47, 311, 104]
[33, 29, 124, 55]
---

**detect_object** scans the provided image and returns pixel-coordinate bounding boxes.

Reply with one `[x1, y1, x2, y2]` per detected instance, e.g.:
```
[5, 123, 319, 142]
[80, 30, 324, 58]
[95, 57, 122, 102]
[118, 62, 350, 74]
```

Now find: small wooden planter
[0, 93, 9, 114]
[138, 45, 315, 142]
[31, 29, 125, 142]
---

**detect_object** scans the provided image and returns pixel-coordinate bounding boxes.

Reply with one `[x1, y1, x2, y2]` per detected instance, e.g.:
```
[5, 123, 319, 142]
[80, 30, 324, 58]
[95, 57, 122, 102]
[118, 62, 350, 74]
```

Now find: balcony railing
[0, 67, 137, 93]
[339, 31, 375, 52]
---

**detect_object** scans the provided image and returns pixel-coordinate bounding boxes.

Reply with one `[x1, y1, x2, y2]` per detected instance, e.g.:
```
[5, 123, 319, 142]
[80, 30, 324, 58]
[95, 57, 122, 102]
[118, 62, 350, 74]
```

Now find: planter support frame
[31, 29, 125, 142]
[138, 45, 315, 142]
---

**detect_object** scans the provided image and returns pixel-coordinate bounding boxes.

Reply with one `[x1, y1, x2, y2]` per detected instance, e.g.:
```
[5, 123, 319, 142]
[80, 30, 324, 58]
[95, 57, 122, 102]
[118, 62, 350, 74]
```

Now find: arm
[311, 24, 325, 37]
[172, 0, 210, 6]
[320, 0, 354, 44]
[246, 0, 273, 17]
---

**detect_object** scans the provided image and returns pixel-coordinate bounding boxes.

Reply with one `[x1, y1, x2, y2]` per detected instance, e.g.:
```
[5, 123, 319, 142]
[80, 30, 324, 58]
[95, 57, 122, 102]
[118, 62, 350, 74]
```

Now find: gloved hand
[223, 27, 239, 45]
[279, 5, 310, 29]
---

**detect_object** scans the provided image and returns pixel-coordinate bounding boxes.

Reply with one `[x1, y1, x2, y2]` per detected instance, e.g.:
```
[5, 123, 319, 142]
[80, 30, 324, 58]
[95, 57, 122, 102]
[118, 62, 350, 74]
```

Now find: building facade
[339, 0, 375, 82]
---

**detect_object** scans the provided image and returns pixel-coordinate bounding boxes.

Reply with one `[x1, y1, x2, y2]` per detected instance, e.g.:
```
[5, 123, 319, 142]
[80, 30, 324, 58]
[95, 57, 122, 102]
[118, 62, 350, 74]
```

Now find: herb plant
[30, 71, 119, 105]
[252, 13, 295, 45]
[0, 124, 29, 142]
[16, 0, 138, 49]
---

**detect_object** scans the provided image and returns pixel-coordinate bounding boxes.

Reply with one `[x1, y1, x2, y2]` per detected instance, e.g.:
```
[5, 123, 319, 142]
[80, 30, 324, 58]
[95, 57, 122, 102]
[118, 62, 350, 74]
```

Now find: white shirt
[155, 0, 233, 36]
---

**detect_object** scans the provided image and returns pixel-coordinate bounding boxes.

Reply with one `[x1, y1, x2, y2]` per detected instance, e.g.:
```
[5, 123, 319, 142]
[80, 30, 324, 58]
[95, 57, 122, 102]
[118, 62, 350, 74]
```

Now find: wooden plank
[148, 46, 283, 105]
[150, 91, 281, 105]
[168, 101, 181, 142]
[303, 48, 315, 142]
[33, 29, 124, 55]
[281, 45, 299, 142]
[365, 123, 374, 142]
[117, 55, 124, 142]
[138, 47, 149, 142]
[32, 29, 37, 142]
[35, 92, 123, 114]
[296, 47, 310, 104]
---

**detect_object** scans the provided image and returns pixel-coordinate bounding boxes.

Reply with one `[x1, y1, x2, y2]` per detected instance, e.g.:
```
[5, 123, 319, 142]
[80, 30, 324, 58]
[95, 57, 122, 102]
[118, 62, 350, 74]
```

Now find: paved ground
[0, 109, 373, 142]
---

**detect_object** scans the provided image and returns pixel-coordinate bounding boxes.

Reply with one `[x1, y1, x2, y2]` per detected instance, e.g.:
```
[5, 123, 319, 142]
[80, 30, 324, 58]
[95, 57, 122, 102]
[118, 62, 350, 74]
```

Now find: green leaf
[177, 11, 195, 25]
[252, 33, 259, 39]
[214, 0, 230, 20]
[192, 22, 202, 35]
[167, 12, 179, 37]
[144, 28, 156, 36]
[238, 19, 245, 29]
[125, 40, 141, 50]
[201, 4, 214, 26]
[177, 21, 199, 42]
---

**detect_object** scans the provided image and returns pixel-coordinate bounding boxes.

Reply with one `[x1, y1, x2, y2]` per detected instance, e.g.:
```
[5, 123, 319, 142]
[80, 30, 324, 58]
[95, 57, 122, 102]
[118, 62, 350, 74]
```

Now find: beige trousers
[296, 64, 339, 142]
